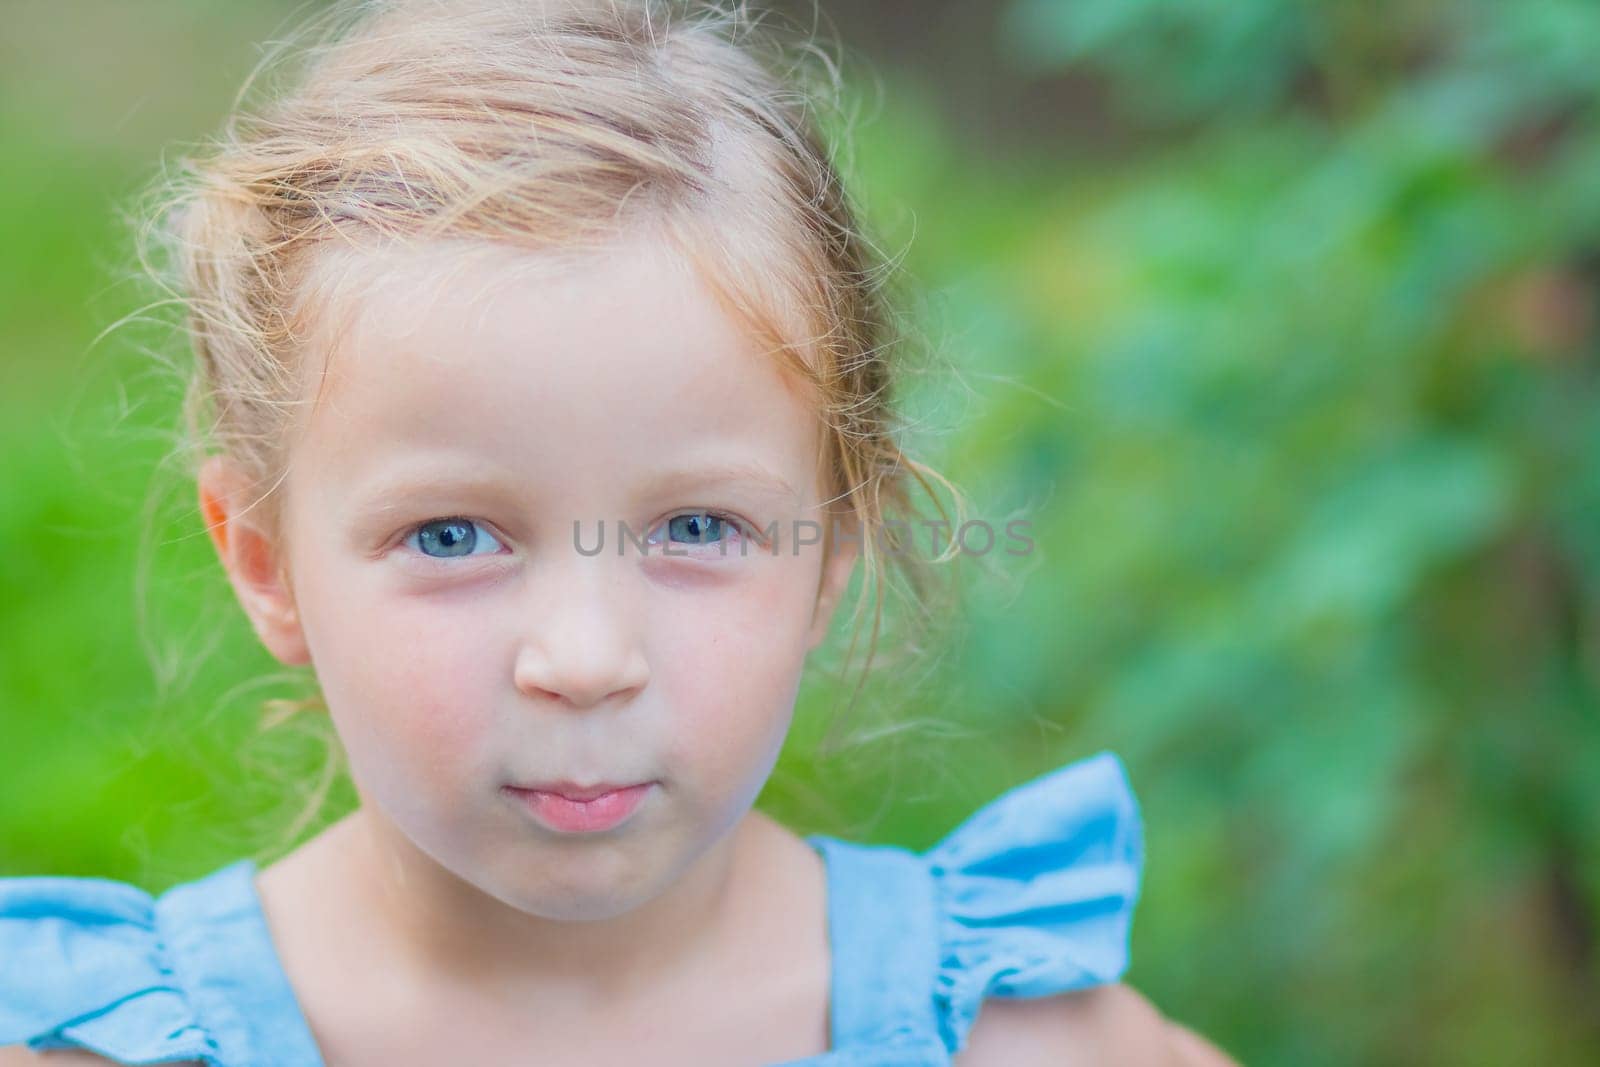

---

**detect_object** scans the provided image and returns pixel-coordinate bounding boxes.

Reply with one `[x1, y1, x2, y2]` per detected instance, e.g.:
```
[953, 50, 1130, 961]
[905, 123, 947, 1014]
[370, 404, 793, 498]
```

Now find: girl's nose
[511, 559, 650, 710]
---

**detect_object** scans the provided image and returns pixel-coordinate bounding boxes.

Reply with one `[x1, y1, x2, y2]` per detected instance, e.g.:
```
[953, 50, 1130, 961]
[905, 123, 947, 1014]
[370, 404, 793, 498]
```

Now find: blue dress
[0, 750, 1143, 1066]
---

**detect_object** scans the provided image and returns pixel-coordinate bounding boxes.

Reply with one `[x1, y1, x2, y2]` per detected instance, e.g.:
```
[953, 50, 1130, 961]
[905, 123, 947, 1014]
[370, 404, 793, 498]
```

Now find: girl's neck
[263, 800, 825, 1016]
[256, 801, 833, 1062]
[356, 808, 736, 1001]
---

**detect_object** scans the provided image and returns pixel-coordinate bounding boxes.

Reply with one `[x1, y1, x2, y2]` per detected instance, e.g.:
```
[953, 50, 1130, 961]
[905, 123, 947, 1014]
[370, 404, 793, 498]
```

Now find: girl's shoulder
[795, 749, 1147, 1065]
[0, 858, 318, 1066]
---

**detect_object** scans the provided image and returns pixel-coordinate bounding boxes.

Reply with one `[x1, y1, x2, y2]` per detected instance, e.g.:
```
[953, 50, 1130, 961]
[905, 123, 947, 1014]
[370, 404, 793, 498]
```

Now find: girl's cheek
[341, 603, 492, 762]
[658, 592, 808, 769]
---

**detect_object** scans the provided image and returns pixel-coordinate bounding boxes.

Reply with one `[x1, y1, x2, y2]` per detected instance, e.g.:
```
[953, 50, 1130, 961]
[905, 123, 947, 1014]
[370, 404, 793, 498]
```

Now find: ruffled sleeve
[0, 873, 217, 1064]
[922, 749, 1144, 1055]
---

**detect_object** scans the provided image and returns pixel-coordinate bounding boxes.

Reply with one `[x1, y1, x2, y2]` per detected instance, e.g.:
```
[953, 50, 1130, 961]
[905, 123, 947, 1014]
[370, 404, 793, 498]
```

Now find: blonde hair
[132, 0, 972, 843]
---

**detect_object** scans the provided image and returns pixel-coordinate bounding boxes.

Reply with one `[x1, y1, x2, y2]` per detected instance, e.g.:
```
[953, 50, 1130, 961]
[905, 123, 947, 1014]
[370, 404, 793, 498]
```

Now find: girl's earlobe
[200, 485, 230, 557]
[198, 456, 311, 667]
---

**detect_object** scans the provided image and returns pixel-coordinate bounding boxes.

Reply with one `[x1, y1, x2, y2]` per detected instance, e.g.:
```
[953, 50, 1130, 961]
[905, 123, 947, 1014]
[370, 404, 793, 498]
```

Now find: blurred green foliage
[3, 1, 1599, 1064]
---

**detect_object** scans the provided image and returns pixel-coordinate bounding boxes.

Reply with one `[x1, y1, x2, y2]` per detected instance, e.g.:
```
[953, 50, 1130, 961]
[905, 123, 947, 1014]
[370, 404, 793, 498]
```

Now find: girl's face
[205, 232, 857, 922]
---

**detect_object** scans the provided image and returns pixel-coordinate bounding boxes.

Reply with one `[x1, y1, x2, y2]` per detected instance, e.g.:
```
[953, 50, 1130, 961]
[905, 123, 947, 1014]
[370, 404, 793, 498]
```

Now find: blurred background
[4, 1, 1599, 1063]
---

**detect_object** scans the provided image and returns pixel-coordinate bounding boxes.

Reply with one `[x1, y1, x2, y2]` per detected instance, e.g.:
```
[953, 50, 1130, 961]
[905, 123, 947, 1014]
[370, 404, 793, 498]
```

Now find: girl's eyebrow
[645, 462, 803, 504]
[347, 460, 803, 515]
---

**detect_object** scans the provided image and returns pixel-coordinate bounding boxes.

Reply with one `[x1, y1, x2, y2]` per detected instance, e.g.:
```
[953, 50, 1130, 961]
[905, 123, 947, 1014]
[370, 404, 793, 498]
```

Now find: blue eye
[404, 517, 505, 560]
[649, 511, 748, 550]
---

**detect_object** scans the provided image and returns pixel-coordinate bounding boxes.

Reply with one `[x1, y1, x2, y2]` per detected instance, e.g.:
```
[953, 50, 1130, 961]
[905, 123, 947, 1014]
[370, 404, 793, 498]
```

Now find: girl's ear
[806, 513, 861, 653]
[198, 455, 311, 667]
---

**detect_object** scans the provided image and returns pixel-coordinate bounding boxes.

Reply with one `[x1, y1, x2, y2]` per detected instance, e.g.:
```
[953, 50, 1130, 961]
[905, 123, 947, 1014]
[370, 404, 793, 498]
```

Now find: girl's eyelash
[645, 509, 764, 552]
[395, 510, 759, 559]
[657, 510, 754, 539]
[398, 516, 507, 561]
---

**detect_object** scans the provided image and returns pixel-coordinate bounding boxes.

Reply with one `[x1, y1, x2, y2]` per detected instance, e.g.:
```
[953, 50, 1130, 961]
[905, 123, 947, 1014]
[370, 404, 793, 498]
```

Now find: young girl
[0, 1, 1235, 1063]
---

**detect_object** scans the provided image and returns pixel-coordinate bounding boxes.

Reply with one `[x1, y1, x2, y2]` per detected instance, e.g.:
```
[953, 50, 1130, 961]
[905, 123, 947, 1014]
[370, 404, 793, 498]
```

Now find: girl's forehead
[287, 233, 827, 497]
[301, 232, 802, 379]
[302, 235, 660, 354]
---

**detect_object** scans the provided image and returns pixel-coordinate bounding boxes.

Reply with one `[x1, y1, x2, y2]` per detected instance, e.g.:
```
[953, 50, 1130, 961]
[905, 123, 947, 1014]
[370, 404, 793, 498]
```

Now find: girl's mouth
[502, 782, 655, 833]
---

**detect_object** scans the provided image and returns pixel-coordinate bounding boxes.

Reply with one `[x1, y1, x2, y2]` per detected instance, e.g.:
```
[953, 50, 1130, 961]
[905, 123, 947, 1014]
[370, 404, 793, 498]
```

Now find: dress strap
[804, 836, 950, 1063]
[153, 860, 325, 1067]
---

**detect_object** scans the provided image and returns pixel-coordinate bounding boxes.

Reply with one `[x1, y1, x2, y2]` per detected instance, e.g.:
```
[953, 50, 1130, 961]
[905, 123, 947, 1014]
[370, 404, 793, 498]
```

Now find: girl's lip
[511, 780, 650, 802]
[503, 782, 655, 833]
